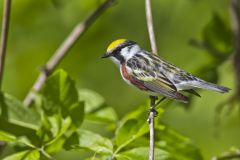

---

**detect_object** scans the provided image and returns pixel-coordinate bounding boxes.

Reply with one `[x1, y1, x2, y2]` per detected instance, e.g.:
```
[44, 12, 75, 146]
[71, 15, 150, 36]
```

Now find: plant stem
[215, 0, 240, 119]
[145, 0, 158, 55]
[230, 0, 240, 95]
[23, 0, 115, 107]
[148, 96, 157, 160]
[0, 0, 11, 153]
[0, 0, 11, 88]
[145, 0, 158, 159]
[112, 137, 136, 158]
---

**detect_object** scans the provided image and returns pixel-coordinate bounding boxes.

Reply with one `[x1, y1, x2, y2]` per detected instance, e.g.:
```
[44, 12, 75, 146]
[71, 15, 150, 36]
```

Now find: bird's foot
[148, 107, 158, 117]
[147, 108, 158, 123]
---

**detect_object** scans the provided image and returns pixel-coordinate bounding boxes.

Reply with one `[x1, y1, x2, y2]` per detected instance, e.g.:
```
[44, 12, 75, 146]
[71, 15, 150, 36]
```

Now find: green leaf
[37, 70, 85, 153]
[116, 147, 172, 160]
[3, 149, 40, 160]
[64, 130, 113, 155]
[41, 69, 78, 115]
[125, 125, 203, 160]
[69, 102, 85, 127]
[78, 89, 105, 113]
[202, 13, 233, 57]
[80, 89, 117, 128]
[0, 130, 16, 142]
[86, 106, 118, 124]
[37, 102, 84, 150]
[115, 119, 149, 148]
[155, 126, 203, 160]
[0, 93, 40, 130]
[37, 113, 72, 151]
[84, 155, 112, 160]
[0, 130, 37, 149]
[0, 120, 38, 144]
[45, 136, 67, 154]
[115, 105, 164, 151]
[45, 116, 72, 146]
[37, 115, 73, 153]
[113, 102, 202, 160]
[0, 93, 40, 144]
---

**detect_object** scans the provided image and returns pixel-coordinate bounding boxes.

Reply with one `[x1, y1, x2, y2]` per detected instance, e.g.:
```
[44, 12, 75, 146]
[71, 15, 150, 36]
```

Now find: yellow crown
[107, 39, 127, 52]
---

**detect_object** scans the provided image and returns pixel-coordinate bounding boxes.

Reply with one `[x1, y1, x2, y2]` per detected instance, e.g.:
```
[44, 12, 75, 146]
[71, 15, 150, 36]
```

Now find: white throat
[110, 56, 120, 66]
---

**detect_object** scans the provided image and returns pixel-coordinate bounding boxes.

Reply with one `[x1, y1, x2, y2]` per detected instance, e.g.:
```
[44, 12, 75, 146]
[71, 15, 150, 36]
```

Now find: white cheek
[110, 57, 120, 67]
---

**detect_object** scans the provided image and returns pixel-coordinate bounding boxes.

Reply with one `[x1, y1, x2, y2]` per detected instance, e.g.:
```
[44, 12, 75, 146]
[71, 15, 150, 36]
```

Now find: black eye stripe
[114, 54, 125, 64]
[110, 41, 137, 64]
[111, 41, 136, 54]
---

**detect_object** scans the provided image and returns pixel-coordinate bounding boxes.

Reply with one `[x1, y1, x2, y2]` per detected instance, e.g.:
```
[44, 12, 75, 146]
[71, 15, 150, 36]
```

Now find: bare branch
[145, 0, 158, 159]
[23, 0, 115, 106]
[0, 0, 11, 88]
[145, 0, 158, 55]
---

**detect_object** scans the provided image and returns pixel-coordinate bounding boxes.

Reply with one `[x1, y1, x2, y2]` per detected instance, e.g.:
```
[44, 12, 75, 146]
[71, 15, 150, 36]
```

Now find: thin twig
[23, 0, 115, 106]
[0, 0, 11, 88]
[230, 0, 240, 95]
[0, 0, 11, 153]
[145, 0, 158, 160]
[145, 0, 158, 55]
[216, 0, 240, 117]
[148, 96, 157, 160]
[212, 150, 240, 160]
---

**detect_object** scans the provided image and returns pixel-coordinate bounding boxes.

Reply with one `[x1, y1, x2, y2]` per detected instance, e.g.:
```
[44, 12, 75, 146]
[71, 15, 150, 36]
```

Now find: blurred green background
[0, 0, 239, 159]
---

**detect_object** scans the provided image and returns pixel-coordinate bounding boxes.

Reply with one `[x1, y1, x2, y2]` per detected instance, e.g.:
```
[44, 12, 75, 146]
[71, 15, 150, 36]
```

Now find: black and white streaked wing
[159, 59, 230, 93]
[126, 56, 189, 102]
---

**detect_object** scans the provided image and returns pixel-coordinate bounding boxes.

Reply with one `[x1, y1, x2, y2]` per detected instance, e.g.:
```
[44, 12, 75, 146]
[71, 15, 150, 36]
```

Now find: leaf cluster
[0, 69, 203, 160]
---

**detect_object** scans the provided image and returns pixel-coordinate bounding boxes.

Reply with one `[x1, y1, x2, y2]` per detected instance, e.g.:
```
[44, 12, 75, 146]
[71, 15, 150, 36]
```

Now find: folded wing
[126, 57, 189, 103]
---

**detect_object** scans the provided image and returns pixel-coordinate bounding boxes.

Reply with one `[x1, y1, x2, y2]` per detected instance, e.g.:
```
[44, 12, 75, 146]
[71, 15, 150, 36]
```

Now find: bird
[101, 39, 230, 103]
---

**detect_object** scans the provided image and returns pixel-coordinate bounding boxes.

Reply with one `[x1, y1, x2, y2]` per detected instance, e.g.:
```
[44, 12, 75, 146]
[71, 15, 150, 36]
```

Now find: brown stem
[230, 0, 240, 95]
[0, 0, 11, 88]
[23, 0, 115, 106]
[215, 0, 240, 120]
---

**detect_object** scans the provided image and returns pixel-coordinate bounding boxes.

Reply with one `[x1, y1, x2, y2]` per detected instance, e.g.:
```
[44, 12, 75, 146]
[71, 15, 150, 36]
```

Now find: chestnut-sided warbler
[101, 39, 230, 103]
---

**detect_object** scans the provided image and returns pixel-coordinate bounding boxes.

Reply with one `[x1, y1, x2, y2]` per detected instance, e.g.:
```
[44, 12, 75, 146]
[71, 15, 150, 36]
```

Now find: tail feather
[174, 91, 189, 103]
[193, 80, 230, 93]
[183, 89, 201, 97]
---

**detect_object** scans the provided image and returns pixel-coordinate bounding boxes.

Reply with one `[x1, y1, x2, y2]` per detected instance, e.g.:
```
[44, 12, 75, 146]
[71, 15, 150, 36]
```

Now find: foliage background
[0, 0, 239, 159]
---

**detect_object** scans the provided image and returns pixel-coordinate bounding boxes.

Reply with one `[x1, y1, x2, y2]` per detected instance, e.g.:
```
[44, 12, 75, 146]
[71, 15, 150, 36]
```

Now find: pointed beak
[101, 53, 111, 58]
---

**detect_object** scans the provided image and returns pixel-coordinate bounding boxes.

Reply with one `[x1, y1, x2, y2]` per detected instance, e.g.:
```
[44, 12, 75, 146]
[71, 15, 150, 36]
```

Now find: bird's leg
[148, 107, 158, 116]
[148, 97, 166, 117]
[148, 96, 158, 117]
[154, 97, 166, 108]
[148, 96, 157, 123]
